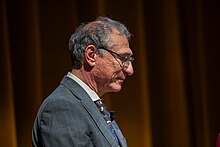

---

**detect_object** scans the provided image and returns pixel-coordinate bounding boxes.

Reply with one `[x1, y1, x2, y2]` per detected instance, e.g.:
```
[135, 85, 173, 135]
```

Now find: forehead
[109, 29, 132, 54]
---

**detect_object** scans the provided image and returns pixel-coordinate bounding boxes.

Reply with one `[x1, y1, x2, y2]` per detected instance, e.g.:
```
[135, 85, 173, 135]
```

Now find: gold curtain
[1, 0, 220, 147]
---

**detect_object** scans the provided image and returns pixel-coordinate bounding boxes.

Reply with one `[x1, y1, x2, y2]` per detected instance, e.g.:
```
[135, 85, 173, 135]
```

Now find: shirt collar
[67, 72, 100, 101]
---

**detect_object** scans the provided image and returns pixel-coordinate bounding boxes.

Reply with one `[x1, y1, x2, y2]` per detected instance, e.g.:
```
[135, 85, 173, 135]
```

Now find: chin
[110, 84, 122, 93]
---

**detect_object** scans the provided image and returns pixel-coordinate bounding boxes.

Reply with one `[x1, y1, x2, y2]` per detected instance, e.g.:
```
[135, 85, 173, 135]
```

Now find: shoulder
[39, 84, 79, 112]
[34, 83, 89, 126]
[39, 84, 85, 116]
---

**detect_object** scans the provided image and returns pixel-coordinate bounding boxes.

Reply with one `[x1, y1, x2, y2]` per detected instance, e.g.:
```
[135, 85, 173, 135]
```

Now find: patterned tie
[95, 99, 119, 144]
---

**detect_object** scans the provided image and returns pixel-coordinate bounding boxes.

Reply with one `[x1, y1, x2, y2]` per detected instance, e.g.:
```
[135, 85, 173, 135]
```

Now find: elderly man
[32, 16, 134, 147]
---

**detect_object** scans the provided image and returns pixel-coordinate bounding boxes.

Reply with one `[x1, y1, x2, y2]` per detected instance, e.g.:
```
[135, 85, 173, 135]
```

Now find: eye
[118, 56, 129, 62]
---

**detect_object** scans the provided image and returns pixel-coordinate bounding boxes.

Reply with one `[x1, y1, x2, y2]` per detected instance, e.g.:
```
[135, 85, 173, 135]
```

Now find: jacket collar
[60, 76, 120, 146]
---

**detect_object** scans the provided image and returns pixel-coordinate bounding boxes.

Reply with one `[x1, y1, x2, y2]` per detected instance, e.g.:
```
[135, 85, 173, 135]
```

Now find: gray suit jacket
[32, 76, 127, 147]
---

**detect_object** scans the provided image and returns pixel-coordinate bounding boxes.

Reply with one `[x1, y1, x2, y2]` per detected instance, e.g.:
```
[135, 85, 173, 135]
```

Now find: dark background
[1, 0, 220, 146]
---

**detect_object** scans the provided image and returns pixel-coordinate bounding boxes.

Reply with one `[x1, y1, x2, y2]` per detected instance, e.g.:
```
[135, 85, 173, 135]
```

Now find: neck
[71, 68, 102, 96]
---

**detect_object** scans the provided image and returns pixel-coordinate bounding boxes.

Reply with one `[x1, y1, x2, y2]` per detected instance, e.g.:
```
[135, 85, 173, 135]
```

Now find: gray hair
[69, 16, 131, 69]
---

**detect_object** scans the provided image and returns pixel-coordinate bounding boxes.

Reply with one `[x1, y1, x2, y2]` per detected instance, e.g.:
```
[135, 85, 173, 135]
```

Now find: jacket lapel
[112, 121, 127, 147]
[81, 99, 119, 146]
[60, 76, 118, 146]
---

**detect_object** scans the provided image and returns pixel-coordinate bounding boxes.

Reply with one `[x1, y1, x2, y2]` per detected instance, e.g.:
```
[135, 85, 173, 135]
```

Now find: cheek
[94, 63, 112, 80]
[95, 57, 122, 81]
[101, 60, 120, 75]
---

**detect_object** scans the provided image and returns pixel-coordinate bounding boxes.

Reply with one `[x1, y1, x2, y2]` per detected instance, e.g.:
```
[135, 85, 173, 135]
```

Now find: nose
[123, 62, 134, 76]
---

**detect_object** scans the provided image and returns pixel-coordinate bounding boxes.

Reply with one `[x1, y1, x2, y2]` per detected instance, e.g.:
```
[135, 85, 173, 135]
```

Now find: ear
[85, 45, 97, 67]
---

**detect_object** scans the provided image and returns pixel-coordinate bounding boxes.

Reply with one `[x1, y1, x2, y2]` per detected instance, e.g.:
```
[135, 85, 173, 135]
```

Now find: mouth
[116, 78, 125, 83]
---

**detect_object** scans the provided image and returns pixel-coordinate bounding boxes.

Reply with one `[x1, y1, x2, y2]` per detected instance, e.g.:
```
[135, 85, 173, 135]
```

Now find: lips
[116, 78, 125, 83]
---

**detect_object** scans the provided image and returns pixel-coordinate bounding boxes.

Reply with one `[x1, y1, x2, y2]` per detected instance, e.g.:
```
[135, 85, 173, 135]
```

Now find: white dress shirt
[67, 72, 100, 101]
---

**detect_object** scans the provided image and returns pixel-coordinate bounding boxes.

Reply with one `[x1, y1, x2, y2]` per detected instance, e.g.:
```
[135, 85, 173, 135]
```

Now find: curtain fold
[0, 1, 17, 147]
[135, 0, 152, 146]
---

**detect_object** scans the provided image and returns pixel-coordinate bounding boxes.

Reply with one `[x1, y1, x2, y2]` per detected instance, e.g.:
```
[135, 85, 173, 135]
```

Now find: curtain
[1, 0, 220, 147]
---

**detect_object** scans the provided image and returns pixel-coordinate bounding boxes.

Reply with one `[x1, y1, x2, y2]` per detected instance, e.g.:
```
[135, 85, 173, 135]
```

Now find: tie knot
[95, 99, 103, 106]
